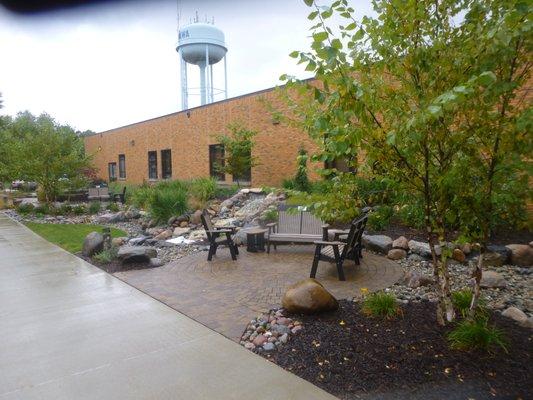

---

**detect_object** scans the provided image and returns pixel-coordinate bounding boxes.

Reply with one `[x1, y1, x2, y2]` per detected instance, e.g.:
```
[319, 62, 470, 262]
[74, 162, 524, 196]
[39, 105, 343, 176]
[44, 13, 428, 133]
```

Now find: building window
[161, 149, 172, 179]
[118, 154, 126, 179]
[209, 144, 225, 181]
[148, 151, 158, 180]
[232, 148, 252, 184]
[108, 162, 117, 182]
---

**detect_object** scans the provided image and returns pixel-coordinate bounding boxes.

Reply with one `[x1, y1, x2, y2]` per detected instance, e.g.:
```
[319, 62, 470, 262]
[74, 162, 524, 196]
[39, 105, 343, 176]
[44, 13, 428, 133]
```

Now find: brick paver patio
[114, 246, 403, 341]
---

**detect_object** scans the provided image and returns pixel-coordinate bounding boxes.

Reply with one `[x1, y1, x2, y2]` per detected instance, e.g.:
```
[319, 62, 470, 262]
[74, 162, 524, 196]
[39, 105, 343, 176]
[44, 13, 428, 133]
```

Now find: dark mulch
[78, 253, 155, 274]
[368, 222, 533, 246]
[263, 301, 532, 400]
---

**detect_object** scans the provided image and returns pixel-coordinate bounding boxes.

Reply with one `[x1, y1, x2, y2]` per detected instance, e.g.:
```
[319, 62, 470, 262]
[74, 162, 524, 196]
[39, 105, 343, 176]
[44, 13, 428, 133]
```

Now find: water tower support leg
[224, 55, 228, 100]
[210, 64, 214, 102]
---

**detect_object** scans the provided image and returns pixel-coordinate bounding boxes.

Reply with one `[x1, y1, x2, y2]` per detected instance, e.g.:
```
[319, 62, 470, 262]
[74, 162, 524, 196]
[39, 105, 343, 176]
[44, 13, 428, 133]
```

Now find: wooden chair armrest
[206, 229, 233, 234]
[314, 240, 345, 246]
[321, 224, 330, 229]
[266, 222, 277, 227]
[215, 226, 236, 231]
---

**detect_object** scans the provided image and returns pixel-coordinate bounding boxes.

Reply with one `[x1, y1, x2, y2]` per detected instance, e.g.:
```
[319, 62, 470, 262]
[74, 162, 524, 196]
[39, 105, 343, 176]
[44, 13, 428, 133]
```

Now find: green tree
[294, 147, 311, 192]
[1, 112, 92, 202]
[215, 124, 257, 187]
[285, 0, 531, 325]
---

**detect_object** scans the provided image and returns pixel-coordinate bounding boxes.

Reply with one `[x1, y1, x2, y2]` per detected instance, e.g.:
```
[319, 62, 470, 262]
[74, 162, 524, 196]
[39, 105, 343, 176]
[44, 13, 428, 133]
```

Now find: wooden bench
[87, 187, 111, 202]
[266, 206, 329, 253]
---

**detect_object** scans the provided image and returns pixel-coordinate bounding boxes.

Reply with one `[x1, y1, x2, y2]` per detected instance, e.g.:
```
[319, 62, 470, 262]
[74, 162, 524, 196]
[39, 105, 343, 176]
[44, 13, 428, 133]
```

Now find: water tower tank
[176, 21, 228, 109]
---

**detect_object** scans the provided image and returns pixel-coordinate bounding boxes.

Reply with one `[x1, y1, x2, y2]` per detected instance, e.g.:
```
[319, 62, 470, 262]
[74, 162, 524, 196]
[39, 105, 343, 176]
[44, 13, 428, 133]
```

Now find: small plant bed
[81, 254, 155, 274]
[261, 300, 532, 399]
[25, 222, 126, 253]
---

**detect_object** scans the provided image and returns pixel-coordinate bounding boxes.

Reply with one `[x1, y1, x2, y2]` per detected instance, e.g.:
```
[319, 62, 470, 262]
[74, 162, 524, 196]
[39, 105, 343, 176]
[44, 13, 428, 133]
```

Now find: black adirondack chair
[113, 186, 127, 204]
[310, 215, 368, 281]
[201, 210, 239, 261]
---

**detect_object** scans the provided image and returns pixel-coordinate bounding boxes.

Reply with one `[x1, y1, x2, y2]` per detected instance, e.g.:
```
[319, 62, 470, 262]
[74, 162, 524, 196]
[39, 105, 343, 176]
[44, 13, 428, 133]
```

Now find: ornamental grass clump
[148, 185, 188, 224]
[452, 289, 487, 319]
[93, 245, 118, 264]
[188, 177, 217, 204]
[448, 318, 507, 353]
[88, 201, 101, 214]
[362, 291, 400, 319]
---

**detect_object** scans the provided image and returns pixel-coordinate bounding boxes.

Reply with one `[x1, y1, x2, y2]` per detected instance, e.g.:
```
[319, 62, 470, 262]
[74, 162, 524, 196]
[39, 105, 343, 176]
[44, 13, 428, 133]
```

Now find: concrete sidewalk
[0, 213, 337, 400]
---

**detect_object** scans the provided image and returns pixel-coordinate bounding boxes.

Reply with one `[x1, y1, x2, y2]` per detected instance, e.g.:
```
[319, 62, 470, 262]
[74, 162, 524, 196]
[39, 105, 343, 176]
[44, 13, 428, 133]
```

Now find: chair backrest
[201, 210, 214, 241]
[99, 187, 110, 196]
[276, 204, 324, 235]
[88, 188, 99, 197]
[122, 186, 127, 196]
[300, 211, 323, 235]
[343, 214, 368, 257]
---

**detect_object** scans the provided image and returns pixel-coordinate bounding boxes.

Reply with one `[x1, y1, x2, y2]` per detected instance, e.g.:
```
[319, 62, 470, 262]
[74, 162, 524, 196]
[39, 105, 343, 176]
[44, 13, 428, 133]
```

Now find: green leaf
[308, 11, 318, 20]
[313, 31, 328, 42]
[289, 51, 299, 58]
[331, 38, 342, 49]
[478, 71, 497, 87]
[303, 0, 314, 6]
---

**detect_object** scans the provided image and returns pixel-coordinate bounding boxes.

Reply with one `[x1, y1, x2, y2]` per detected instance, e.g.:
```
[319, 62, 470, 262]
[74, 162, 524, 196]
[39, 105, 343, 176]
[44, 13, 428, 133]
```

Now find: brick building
[84, 85, 319, 187]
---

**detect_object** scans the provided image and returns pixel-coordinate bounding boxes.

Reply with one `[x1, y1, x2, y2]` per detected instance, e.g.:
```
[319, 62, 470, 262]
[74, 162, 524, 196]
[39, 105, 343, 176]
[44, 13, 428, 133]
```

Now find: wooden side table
[246, 228, 268, 253]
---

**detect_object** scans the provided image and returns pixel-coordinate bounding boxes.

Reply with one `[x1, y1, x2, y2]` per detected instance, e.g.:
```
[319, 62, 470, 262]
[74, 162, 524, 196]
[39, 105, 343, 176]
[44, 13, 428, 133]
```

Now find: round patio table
[246, 228, 268, 253]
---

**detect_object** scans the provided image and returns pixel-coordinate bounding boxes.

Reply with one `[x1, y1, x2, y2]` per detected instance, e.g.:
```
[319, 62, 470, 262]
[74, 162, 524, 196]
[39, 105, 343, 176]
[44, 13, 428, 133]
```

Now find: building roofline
[88, 77, 314, 137]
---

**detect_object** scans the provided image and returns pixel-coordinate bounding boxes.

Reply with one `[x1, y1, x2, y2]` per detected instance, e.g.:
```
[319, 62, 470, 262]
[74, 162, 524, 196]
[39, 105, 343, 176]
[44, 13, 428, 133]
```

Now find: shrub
[451, 289, 487, 319]
[367, 205, 394, 231]
[72, 204, 85, 215]
[107, 202, 119, 212]
[294, 148, 310, 192]
[16, 203, 35, 215]
[34, 204, 50, 215]
[282, 178, 295, 190]
[362, 291, 400, 319]
[93, 245, 118, 264]
[59, 203, 73, 215]
[188, 177, 217, 203]
[215, 184, 239, 199]
[129, 184, 154, 209]
[262, 208, 278, 223]
[448, 318, 507, 353]
[88, 201, 101, 214]
[148, 186, 188, 224]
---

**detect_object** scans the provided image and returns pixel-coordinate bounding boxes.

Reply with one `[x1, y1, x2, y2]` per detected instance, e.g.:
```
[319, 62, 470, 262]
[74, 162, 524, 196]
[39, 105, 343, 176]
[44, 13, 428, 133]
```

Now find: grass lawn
[25, 222, 127, 253]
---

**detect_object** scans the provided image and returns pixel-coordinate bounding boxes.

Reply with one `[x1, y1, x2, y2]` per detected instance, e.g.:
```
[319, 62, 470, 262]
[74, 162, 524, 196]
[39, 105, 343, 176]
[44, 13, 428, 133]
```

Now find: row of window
[107, 145, 251, 183]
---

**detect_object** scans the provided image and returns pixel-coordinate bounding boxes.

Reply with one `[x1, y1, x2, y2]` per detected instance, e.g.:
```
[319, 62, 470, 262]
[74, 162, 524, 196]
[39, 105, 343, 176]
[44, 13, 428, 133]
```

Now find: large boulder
[392, 236, 409, 250]
[282, 278, 338, 314]
[173, 227, 190, 237]
[506, 244, 533, 267]
[188, 229, 208, 241]
[387, 248, 407, 260]
[362, 234, 393, 254]
[501, 307, 528, 325]
[480, 251, 505, 267]
[480, 270, 507, 288]
[82, 231, 104, 256]
[486, 245, 511, 265]
[154, 229, 173, 241]
[408, 240, 441, 258]
[190, 210, 203, 225]
[97, 211, 125, 224]
[401, 271, 434, 288]
[452, 248, 466, 263]
[117, 246, 157, 264]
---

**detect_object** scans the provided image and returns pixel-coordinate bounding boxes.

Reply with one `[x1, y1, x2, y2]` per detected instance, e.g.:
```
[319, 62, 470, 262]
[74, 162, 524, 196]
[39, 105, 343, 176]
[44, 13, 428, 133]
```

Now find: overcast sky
[0, 0, 374, 132]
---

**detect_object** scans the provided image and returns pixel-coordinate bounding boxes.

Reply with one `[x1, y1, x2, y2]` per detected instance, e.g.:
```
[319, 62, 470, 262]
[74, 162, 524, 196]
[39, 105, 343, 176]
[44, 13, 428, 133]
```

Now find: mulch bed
[263, 300, 532, 400]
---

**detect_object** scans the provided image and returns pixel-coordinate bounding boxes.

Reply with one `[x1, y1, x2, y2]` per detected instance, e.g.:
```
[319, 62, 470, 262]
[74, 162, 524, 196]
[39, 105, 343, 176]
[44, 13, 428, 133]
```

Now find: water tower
[176, 16, 228, 110]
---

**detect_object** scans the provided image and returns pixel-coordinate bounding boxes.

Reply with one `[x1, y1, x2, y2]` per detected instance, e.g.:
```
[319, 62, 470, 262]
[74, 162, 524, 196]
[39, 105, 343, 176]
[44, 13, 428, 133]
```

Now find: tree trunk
[469, 248, 483, 319]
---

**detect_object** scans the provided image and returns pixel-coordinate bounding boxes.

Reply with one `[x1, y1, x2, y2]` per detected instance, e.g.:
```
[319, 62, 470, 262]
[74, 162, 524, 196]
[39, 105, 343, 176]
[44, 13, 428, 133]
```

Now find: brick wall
[84, 87, 321, 187]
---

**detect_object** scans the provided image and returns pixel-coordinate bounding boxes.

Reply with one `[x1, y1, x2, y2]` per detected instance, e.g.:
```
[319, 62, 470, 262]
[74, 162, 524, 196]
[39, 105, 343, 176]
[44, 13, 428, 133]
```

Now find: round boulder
[282, 278, 338, 314]
[392, 236, 409, 250]
[82, 231, 104, 257]
[452, 248, 466, 263]
[501, 306, 528, 325]
[480, 270, 507, 288]
[387, 248, 407, 260]
[505, 244, 533, 267]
